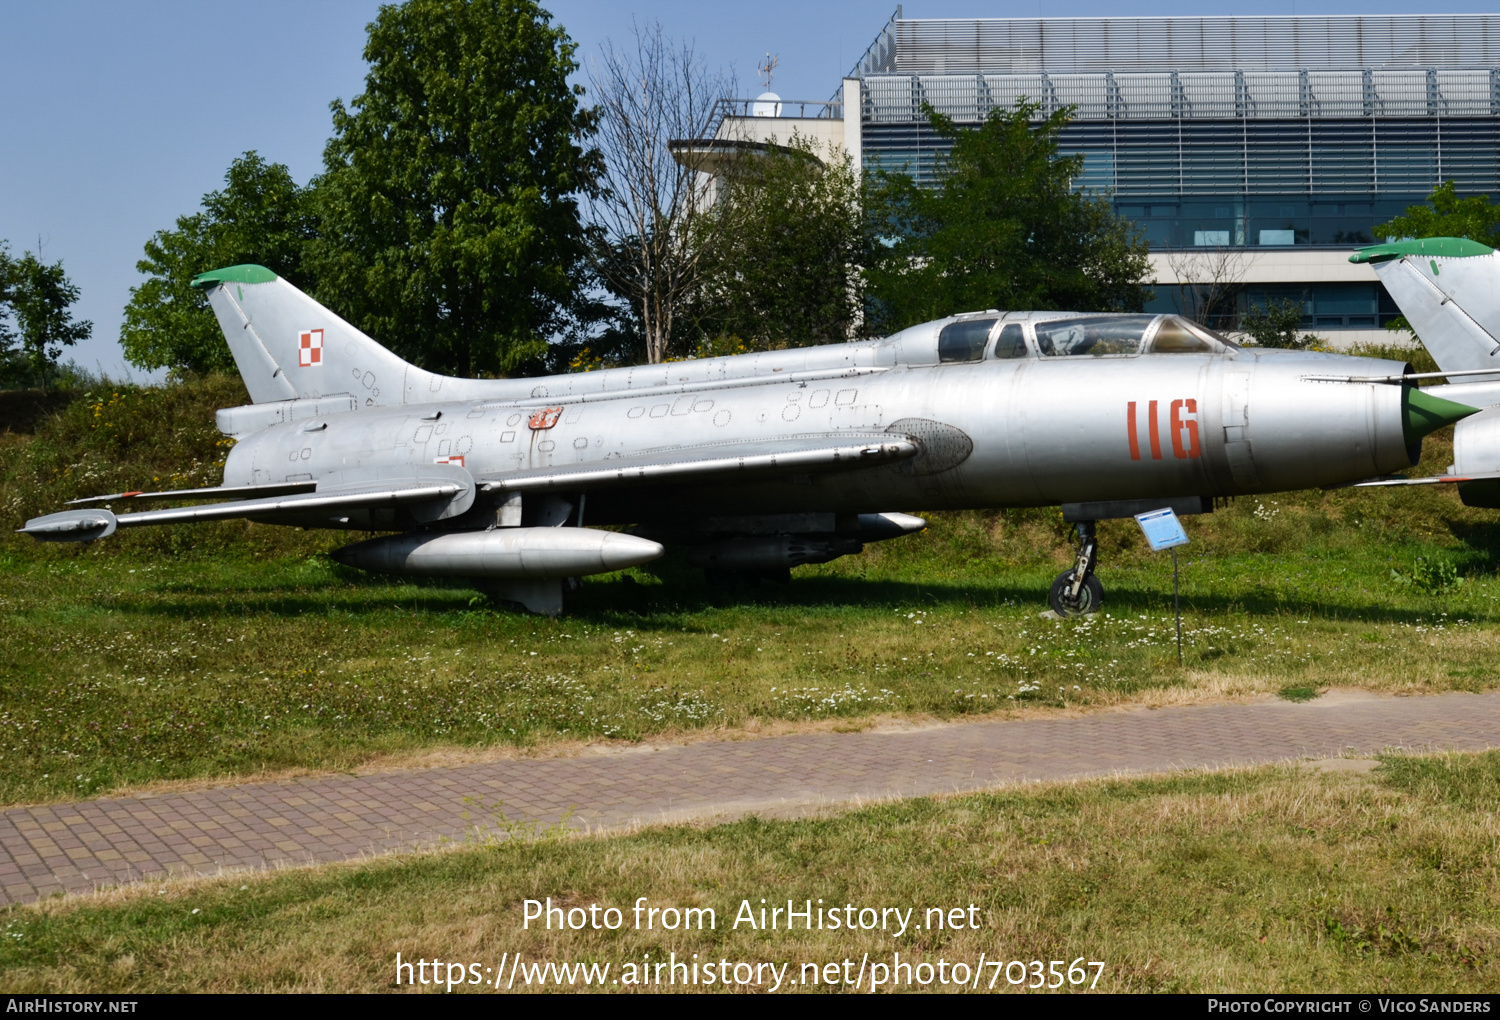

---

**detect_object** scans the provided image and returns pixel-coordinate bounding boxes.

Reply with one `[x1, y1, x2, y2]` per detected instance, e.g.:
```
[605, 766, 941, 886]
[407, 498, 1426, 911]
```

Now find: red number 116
[1127, 399, 1200, 461]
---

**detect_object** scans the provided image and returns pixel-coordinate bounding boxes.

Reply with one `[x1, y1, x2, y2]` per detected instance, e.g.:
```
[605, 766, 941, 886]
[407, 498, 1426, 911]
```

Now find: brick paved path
[2, 690, 1498, 906]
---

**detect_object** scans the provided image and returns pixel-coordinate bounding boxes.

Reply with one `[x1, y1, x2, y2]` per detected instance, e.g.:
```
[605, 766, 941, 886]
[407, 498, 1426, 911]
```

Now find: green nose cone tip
[1403, 386, 1480, 444]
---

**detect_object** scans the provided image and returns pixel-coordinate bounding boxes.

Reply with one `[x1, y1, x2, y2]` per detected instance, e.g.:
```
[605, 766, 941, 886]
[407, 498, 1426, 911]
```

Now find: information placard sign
[1134, 507, 1190, 551]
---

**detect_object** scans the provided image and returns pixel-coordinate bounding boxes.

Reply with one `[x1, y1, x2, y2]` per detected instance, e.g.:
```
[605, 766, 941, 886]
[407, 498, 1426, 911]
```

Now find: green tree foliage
[1376, 180, 1500, 249]
[863, 102, 1151, 334]
[120, 153, 315, 375]
[688, 136, 863, 350]
[308, 0, 597, 377]
[0, 242, 92, 388]
[1239, 297, 1315, 350]
[1373, 181, 1500, 335]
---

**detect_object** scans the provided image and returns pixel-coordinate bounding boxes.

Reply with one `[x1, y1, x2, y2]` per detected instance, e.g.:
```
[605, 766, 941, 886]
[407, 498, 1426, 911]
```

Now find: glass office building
[713, 12, 1500, 341]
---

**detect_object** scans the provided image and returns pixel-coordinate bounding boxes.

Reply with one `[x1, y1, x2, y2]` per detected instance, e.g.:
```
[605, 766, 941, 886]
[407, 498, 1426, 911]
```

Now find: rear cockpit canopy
[915, 312, 1239, 364]
[1033, 314, 1235, 357]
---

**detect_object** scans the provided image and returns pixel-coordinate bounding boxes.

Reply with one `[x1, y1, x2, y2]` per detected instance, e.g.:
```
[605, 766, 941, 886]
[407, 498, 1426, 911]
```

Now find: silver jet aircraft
[19, 263, 1480, 615]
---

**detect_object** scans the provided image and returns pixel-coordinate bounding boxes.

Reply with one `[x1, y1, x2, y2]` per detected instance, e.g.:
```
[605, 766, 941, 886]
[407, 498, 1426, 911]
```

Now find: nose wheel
[1048, 521, 1103, 616]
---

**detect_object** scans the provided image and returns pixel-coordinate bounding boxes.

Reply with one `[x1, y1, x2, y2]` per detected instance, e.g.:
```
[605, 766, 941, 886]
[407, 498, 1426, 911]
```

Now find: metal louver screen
[891, 16, 1500, 74]
[862, 70, 1500, 123]
[860, 118, 1500, 195]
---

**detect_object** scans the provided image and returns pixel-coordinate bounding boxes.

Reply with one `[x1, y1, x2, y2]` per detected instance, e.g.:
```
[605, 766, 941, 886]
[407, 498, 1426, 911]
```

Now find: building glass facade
[843, 13, 1500, 334]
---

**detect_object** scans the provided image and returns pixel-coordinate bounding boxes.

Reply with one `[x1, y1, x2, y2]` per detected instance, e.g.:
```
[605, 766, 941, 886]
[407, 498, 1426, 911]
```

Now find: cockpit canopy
[934, 313, 1238, 363]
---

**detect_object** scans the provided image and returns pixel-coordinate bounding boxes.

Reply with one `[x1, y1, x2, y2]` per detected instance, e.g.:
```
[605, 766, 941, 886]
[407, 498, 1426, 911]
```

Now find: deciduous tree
[688, 135, 863, 350]
[121, 152, 314, 375]
[1239, 297, 1319, 350]
[0, 242, 92, 388]
[1373, 181, 1500, 336]
[587, 23, 731, 364]
[308, 0, 597, 377]
[1164, 246, 1245, 330]
[863, 102, 1151, 334]
[1376, 180, 1500, 249]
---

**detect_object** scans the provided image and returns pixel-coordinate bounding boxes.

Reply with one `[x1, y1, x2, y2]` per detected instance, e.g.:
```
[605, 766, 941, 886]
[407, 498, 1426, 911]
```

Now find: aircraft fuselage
[223, 345, 1414, 529]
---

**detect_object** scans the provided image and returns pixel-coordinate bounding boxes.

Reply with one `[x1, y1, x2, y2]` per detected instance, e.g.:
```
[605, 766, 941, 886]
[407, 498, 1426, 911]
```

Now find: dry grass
[2, 751, 1496, 993]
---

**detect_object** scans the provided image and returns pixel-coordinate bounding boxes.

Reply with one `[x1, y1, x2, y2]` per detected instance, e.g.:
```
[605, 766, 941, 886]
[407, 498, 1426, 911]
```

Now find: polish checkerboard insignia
[298, 329, 324, 367]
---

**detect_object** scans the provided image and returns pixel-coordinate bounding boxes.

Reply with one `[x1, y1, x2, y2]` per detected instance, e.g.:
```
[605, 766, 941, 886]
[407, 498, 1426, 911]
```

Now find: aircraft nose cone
[1404, 386, 1480, 442]
[597, 531, 664, 571]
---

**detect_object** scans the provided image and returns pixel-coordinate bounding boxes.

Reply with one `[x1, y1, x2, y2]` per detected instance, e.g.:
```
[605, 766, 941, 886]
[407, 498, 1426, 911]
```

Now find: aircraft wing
[22, 437, 914, 542]
[477, 433, 918, 493]
[67, 481, 317, 505]
[21, 468, 475, 543]
[1347, 471, 1500, 487]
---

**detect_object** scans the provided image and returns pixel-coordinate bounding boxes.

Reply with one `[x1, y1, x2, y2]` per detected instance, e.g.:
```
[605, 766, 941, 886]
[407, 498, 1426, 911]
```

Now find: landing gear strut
[1048, 521, 1102, 616]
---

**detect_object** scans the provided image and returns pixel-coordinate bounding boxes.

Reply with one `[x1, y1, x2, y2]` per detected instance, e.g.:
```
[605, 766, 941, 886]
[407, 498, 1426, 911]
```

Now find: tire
[1048, 570, 1103, 616]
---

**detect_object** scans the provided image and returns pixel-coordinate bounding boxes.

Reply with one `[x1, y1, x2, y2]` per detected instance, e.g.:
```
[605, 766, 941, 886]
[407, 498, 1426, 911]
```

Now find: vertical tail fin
[1354, 238, 1500, 373]
[191, 265, 446, 406]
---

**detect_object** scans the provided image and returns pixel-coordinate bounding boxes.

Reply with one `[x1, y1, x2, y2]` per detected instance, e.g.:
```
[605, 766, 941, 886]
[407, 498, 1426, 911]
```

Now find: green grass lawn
[1, 371, 1500, 805]
[1, 751, 1495, 993]
[0, 510, 1498, 806]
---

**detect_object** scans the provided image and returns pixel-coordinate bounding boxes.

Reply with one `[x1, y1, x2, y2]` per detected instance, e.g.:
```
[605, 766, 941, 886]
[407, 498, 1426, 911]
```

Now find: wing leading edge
[21, 481, 469, 543]
[24, 435, 919, 542]
[67, 481, 318, 506]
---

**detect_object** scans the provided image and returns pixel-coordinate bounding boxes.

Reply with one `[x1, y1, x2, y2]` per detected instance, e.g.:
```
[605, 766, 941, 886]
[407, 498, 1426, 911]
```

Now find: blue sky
[2, 0, 1494, 379]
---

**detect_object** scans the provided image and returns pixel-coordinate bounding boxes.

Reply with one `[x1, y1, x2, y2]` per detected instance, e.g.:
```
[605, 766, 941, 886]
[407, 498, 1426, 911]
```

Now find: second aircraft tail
[1354, 237, 1500, 373]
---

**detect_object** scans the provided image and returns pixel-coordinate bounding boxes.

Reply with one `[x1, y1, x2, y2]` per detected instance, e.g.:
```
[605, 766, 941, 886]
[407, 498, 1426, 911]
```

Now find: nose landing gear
[1049, 520, 1102, 616]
